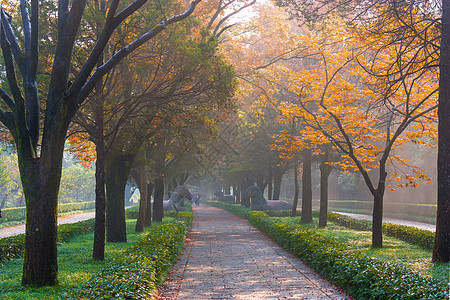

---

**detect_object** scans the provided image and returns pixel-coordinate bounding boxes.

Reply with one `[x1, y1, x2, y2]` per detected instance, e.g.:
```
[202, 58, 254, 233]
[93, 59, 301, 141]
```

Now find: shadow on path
[158, 205, 351, 300]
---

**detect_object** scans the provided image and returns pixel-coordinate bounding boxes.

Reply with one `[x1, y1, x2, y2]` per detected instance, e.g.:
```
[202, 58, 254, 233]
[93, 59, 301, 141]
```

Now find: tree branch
[0, 88, 16, 111]
[1, 8, 24, 73]
[213, 0, 256, 37]
[74, 0, 202, 105]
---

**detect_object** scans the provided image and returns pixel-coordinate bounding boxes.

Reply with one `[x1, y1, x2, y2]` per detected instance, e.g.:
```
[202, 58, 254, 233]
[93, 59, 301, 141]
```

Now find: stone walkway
[158, 205, 351, 300]
[0, 211, 95, 239]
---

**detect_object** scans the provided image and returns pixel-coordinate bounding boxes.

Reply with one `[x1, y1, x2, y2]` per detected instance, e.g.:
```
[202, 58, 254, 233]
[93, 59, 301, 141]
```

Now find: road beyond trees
[158, 205, 351, 299]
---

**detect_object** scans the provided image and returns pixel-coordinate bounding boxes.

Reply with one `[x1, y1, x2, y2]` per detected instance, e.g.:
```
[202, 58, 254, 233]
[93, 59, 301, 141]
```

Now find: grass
[0, 219, 161, 299]
[288, 216, 449, 284]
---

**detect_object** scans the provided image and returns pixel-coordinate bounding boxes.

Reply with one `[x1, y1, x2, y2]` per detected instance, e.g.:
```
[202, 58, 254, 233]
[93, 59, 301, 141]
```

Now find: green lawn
[0, 219, 155, 299]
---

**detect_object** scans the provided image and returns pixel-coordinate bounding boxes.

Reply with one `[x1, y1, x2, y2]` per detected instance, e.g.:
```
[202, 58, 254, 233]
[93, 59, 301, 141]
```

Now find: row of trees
[0, 0, 246, 286]
[0, 0, 447, 288]
[206, 0, 447, 261]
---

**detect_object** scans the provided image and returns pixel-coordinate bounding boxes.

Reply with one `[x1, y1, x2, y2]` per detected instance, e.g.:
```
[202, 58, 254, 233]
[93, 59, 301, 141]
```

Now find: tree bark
[272, 169, 283, 200]
[318, 163, 332, 227]
[267, 172, 273, 200]
[144, 182, 153, 227]
[434, 0, 450, 263]
[105, 153, 135, 242]
[372, 192, 384, 248]
[372, 169, 387, 248]
[135, 164, 148, 232]
[153, 177, 164, 222]
[21, 135, 67, 286]
[224, 185, 231, 195]
[301, 148, 313, 223]
[240, 179, 250, 207]
[92, 123, 106, 260]
[291, 159, 299, 217]
[233, 185, 238, 202]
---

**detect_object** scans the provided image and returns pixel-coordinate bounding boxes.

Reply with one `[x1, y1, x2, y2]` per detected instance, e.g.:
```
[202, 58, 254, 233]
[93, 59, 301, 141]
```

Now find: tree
[274, 15, 438, 248]
[0, 0, 200, 286]
[277, 0, 447, 261]
[434, 0, 449, 263]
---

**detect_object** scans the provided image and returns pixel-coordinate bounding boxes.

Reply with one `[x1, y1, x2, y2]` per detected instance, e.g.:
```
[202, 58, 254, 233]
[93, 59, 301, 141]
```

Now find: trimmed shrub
[0, 207, 26, 223]
[327, 212, 372, 231]
[328, 212, 435, 250]
[58, 201, 95, 214]
[58, 218, 96, 243]
[74, 212, 192, 299]
[382, 222, 434, 251]
[0, 234, 24, 261]
[212, 202, 447, 299]
[0, 218, 95, 262]
[210, 202, 434, 251]
[247, 212, 448, 300]
[125, 205, 140, 219]
[265, 210, 302, 217]
[126, 205, 189, 220]
[208, 201, 250, 219]
[0, 201, 96, 224]
[312, 200, 437, 223]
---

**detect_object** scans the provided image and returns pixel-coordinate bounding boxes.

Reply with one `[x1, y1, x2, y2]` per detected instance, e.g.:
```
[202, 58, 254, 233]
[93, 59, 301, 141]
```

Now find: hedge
[126, 203, 192, 219]
[249, 212, 448, 300]
[73, 211, 192, 299]
[327, 212, 435, 251]
[210, 202, 448, 299]
[311, 200, 437, 222]
[0, 201, 96, 224]
[208, 201, 250, 219]
[209, 202, 435, 251]
[0, 218, 96, 262]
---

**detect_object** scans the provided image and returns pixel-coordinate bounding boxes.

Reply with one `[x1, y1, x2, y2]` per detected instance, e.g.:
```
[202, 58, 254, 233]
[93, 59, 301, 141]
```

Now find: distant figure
[0, 209, 2, 218]
[193, 194, 200, 207]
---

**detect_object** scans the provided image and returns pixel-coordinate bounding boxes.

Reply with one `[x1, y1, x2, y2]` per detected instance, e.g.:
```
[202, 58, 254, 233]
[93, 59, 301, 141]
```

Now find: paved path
[158, 205, 351, 300]
[335, 212, 435, 232]
[0, 211, 95, 239]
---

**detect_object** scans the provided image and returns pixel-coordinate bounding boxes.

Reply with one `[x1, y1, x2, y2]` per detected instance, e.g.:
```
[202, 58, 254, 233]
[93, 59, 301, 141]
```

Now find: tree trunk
[153, 177, 164, 222]
[318, 163, 332, 227]
[0, 190, 9, 209]
[105, 153, 135, 242]
[372, 192, 384, 248]
[291, 159, 299, 217]
[240, 179, 250, 207]
[92, 94, 106, 260]
[434, 0, 450, 263]
[22, 137, 66, 286]
[135, 164, 148, 232]
[371, 168, 387, 248]
[93, 134, 106, 260]
[272, 169, 283, 200]
[164, 180, 170, 200]
[224, 185, 231, 195]
[144, 182, 153, 227]
[301, 148, 313, 223]
[268, 174, 273, 200]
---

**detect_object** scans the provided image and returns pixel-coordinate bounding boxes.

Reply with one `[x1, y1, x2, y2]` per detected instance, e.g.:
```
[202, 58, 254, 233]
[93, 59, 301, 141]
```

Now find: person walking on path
[159, 205, 351, 299]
